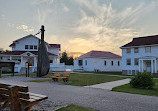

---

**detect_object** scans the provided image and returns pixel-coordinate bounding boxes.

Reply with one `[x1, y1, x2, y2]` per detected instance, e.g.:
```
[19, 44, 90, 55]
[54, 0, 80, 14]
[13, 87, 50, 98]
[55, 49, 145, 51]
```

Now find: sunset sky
[0, 0, 158, 55]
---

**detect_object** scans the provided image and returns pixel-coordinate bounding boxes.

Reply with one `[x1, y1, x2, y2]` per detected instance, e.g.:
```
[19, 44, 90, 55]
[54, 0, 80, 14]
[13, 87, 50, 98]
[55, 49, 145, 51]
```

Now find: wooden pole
[28, 63, 29, 77]
[41, 25, 45, 43]
[10, 86, 22, 111]
[26, 68, 27, 77]
[0, 68, 1, 78]
[37, 25, 50, 77]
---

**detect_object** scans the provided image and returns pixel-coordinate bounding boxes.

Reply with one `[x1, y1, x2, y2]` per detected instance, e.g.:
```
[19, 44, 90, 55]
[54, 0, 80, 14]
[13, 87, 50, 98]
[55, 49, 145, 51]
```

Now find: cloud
[16, 25, 28, 30]
[16, 25, 34, 33]
[64, 1, 157, 54]
[63, 5, 69, 12]
[31, 0, 55, 24]
[31, 0, 54, 5]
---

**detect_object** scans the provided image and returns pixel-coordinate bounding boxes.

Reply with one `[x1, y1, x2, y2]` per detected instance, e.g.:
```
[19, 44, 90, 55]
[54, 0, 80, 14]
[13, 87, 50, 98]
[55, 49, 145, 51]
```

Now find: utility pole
[37, 25, 50, 77]
[41, 25, 45, 43]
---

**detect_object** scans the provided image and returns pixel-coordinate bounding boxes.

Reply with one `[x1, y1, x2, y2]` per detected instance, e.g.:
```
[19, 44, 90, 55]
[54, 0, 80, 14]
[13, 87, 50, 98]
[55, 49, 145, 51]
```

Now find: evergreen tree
[68, 56, 74, 65]
[60, 51, 74, 65]
[60, 51, 69, 64]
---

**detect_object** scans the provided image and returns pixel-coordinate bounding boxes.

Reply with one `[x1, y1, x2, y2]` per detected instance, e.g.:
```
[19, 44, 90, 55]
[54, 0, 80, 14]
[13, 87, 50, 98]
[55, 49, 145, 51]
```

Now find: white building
[121, 35, 158, 75]
[0, 34, 67, 73]
[74, 50, 121, 72]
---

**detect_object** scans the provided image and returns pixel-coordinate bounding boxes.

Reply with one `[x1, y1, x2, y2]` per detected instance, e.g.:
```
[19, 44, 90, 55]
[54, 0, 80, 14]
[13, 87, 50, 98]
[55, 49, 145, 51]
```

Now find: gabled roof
[78, 50, 121, 59]
[9, 34, 61, 49]
[9, 34, 39, 47]
[13, 34, 39, 42]
[0, 51, 57, 56]
[121, 35, 158, 48]
[49, 44, 60, 48]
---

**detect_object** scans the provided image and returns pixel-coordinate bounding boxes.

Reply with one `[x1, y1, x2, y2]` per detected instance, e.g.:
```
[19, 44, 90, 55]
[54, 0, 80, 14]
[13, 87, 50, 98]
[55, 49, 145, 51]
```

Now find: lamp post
[25, 62, 28, 77]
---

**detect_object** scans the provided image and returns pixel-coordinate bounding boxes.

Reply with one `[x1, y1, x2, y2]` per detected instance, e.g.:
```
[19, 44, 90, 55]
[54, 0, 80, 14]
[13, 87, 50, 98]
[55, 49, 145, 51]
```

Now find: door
[146, 60, 151, 72]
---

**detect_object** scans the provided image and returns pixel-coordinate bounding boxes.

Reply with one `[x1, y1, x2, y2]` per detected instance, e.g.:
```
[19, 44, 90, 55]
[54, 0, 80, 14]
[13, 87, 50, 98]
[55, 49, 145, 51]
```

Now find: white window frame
[145, 46, 151, 53]
[85, 60, 87, 65]
[134, 58, 139, 66]
[126, 48, 131, 53]
[25, 45, 29, 49]
[128, 70, 132, 75]
[134, 47, 139, 53]
[126, 59, 131, 65]
[104, 61, 106, 66]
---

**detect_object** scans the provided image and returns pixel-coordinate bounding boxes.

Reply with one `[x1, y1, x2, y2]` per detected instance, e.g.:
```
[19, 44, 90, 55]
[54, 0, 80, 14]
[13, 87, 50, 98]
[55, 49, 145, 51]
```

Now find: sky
[0, 0, 158, 55]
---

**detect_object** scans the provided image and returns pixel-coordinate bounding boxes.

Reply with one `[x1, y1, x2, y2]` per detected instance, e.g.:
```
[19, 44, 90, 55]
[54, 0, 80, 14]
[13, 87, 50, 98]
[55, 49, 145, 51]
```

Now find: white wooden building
[121, 35, 158, 75]
[74, 50, 121, 72]
[0, 34, 67, 73]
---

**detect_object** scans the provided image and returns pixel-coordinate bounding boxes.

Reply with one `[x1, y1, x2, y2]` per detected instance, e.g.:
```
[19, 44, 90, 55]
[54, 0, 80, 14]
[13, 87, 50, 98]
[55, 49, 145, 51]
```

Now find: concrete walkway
[85, 78, 131, 90]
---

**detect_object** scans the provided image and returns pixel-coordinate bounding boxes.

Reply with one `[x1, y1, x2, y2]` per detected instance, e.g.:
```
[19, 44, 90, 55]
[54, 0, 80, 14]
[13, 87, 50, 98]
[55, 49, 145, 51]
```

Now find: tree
[60, 51, 74, 65]
[60, 51, 68, 64]
[68, 56, 74, 65]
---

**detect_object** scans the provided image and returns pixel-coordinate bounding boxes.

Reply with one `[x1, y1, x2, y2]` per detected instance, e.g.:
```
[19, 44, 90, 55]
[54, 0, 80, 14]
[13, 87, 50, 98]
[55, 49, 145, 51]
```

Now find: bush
[130, 72, 154, 89]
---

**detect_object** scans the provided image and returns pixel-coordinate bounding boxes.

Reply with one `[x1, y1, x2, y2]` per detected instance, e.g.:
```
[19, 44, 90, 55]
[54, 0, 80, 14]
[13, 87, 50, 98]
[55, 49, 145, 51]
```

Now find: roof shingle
[78, 50, 121, 59]
[121, 35, 158, 48]
[0, 51, 57, 56]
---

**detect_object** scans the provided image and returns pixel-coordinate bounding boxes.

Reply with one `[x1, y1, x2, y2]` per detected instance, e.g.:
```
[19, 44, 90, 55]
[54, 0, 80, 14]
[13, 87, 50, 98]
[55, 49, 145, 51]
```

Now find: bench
[50, 72, 70, 82]
[0, 82, 48, 111]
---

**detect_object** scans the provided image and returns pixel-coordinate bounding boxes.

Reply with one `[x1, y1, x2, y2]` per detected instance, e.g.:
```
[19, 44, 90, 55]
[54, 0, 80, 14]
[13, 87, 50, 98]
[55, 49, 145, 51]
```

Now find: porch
[139, 57, 158, 73]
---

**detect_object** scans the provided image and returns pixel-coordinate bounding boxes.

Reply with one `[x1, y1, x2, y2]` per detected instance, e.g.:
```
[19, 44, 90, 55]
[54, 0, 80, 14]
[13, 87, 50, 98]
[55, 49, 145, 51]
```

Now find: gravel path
[84, 78, 131, 90]
[1, 77, 158, 111]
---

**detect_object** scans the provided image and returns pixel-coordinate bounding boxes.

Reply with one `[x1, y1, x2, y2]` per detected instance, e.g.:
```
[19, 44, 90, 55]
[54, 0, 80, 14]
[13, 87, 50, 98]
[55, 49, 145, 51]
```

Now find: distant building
[121, 35, 158, 75]
[0, 34, 67, 73]
[74, 50, 121, 72]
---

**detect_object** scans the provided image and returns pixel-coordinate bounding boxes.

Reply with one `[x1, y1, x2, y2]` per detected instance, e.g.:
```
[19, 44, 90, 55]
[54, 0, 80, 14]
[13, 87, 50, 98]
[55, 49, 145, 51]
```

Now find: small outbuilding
[74, 50, 121, 72]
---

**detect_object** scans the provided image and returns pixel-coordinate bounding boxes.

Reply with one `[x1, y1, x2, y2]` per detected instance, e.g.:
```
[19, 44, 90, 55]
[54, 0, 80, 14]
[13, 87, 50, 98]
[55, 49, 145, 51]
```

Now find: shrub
[130, 72, 154, 89]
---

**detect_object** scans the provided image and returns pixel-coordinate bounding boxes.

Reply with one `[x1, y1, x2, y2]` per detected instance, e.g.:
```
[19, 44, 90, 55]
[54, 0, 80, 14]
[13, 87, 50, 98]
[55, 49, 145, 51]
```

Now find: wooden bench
[0, 82, 48, 111]
[50, 72, 70, 82]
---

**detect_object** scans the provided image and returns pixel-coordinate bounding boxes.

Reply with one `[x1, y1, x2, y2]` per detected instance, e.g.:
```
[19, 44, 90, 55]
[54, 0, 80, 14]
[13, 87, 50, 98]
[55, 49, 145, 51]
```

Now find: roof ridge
[121, 35, 158, 48]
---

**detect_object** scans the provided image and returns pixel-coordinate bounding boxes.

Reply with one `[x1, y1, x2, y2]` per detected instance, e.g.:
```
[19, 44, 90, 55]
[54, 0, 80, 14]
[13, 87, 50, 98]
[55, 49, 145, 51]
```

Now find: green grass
[74, 71, 122, 75]
[28, 73, 127, 86]
[29, 79, 52, 82]
[112, 79, 158, 97]
[66, 73, 126, 86]
[57, 104, 96, 111]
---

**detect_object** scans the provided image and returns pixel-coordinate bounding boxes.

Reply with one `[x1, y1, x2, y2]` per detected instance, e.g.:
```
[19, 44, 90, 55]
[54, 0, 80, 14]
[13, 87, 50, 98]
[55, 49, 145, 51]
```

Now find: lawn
[57, 104, 96, 111]
[74, 71, 122, 75]
[29, 73, 127, 86]
[112, 79, 158, 97]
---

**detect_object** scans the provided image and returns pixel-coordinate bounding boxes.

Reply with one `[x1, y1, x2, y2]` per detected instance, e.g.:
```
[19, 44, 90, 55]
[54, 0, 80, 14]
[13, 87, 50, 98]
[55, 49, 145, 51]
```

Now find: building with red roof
[120, 35, 158, 75]
[74, 50, 121, 72]
[0, 34, 63, 73]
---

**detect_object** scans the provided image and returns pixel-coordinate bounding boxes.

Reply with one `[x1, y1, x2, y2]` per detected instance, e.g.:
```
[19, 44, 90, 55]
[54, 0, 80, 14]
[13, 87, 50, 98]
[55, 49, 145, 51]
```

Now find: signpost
[25, 62, 29, 77]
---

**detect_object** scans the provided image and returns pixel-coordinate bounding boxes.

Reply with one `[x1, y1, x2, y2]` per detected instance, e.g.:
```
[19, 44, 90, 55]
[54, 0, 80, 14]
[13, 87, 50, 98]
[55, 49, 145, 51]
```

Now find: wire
[34, 30, 41, 36]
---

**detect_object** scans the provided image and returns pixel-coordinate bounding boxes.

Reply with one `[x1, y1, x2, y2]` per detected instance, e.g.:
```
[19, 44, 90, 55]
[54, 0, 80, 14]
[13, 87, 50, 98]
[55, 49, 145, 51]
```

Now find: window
[118, 61, 120, 66]
[145, 46, 151, 53]
[104, 61, 106, 66]
[78, 60, 83, 66]
[85, 60, 87, 65]
[17, 59, 21, 62]
[134, 58, 139, 65]
[25, 45, 28, 49]
[126, 59, 131, 65]
[50, 60, 53, 63]
[111, 61, 113, 66]
[126, 48, 131, 53]
[134, 47, 139, 53]
[34, 45, 37, 49]
[0, 57, 2, 60]
[128, 70, 132, 75]
[30, 45, 33, 49]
